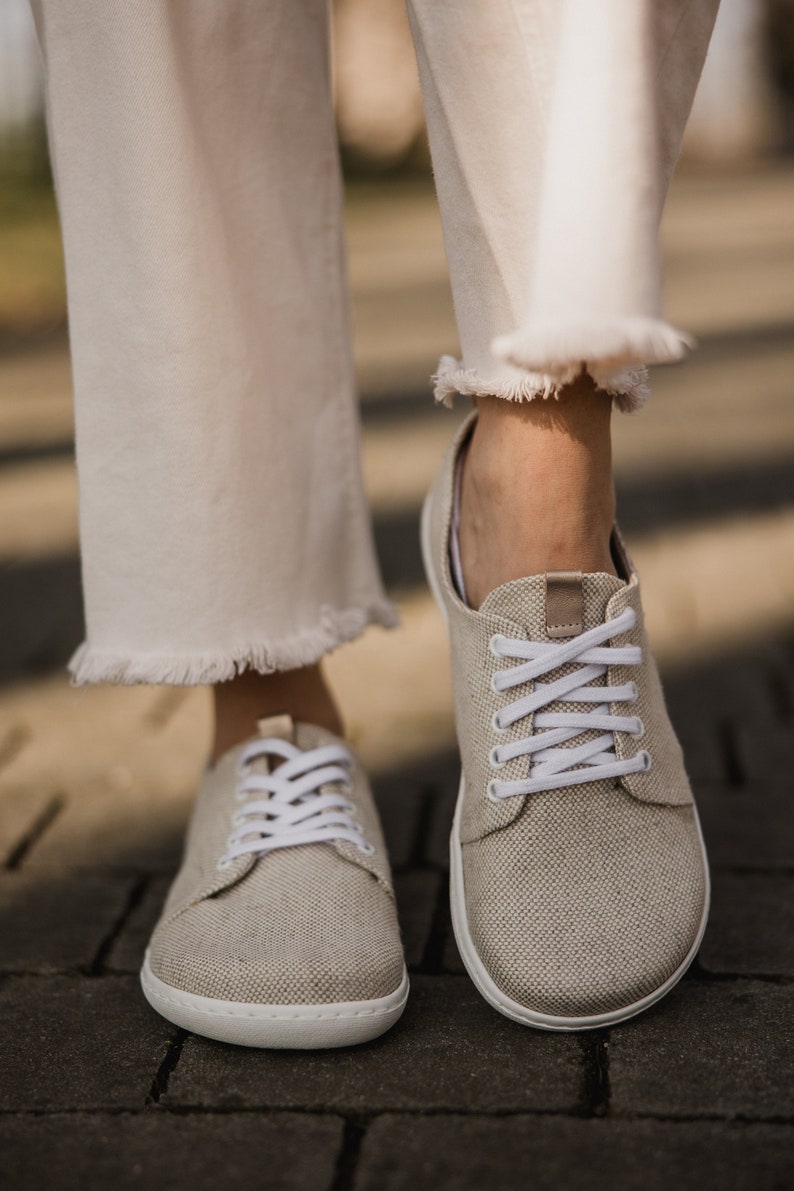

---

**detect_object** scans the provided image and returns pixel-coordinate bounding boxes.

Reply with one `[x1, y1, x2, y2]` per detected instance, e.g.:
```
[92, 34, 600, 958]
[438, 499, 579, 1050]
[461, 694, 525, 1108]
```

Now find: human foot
[422, 414, 709, 1030]
[141, 715, 408, 1047]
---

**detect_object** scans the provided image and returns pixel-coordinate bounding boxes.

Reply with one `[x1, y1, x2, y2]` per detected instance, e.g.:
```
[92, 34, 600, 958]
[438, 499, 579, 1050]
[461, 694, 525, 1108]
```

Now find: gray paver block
[0, 975, 173, 1110]
[424, 777, 457, 870]
[442, 911, 466, 975]
[354, 1115, 793, 1191]
[0, 784, 60, 866]
[695, 781, 793, 870]
[701, 873, 794, 977]
[393, 870, 442, 968]
[25, 784, 191, 872]
[0, 1111, 343, 1191]
[105, 877, 172, 973]
[374, 782, 427, 870]
[610, 980, 793, 1119]
[666, 644, 793, 792]
[0, 870, 135, 972]
[374, 750, 458, 870]
[167, 975, 582, 1113]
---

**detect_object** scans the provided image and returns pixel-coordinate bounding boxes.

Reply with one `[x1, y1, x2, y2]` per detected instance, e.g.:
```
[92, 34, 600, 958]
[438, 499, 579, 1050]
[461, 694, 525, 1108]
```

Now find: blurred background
[0, 0, 792, 800]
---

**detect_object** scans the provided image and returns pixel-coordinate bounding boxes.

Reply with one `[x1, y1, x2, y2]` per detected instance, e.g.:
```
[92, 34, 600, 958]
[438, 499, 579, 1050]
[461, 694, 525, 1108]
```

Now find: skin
[212, 663, 342, 763]
[460, 372, 617, 608]
[210, 373, 615, 759]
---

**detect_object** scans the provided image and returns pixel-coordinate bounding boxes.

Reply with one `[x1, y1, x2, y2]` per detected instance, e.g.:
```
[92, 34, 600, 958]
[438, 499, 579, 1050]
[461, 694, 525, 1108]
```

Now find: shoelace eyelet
[638, 749, 652, 771]
[486, 779, 500, 802]
[358, 841, 376, 855]
[216, 856, 233, 871]
[630, 718, 645, 738]
[488, 635, 502, 657]
[491, 711, 507, 733]
[488, 745, 506, 770]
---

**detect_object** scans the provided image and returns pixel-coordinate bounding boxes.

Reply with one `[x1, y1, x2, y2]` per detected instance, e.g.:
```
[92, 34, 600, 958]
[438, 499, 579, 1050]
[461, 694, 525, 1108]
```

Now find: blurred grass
[0, 131, 65, 343]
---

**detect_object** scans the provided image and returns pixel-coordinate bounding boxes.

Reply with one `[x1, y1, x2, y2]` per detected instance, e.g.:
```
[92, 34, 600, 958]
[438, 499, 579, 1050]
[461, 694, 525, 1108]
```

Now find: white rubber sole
[141, 954, 409, 1049]
[420, 490, 711, 1032]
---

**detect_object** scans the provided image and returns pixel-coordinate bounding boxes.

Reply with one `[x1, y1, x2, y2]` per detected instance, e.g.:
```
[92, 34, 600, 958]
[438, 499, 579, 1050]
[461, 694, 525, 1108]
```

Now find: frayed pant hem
[434, 354, 650, 413]
[435, 317, 693, 414]
[67, 599, 399, 686]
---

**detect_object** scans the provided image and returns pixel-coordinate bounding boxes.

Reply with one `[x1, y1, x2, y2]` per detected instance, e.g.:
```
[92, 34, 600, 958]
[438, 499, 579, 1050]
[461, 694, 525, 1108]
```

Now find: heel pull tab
[545, 572, 584, 639]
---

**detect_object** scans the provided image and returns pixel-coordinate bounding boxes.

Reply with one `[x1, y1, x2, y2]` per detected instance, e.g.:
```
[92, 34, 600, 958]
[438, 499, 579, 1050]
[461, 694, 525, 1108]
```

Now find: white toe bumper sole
[141, 955, 409, 1049]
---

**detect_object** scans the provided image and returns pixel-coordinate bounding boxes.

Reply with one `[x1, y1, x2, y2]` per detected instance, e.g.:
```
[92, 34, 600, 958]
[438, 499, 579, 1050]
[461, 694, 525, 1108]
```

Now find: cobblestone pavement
[0, 166, 793, 1189]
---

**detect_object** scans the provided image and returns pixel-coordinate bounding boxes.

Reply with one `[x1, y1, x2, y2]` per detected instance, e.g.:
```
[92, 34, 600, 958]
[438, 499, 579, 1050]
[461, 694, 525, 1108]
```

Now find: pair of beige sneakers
[142, 416, 709, 1046]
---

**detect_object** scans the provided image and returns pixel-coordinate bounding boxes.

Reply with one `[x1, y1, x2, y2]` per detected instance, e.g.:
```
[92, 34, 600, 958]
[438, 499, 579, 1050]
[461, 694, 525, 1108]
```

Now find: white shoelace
[217, 737, 373, 870]
[487, 606, 651, 800]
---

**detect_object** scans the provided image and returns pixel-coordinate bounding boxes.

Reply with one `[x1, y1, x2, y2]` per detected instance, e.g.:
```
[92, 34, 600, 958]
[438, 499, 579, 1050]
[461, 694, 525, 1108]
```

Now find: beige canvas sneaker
[141, 716, 408, 1048]
[422, 413, 709, 1030]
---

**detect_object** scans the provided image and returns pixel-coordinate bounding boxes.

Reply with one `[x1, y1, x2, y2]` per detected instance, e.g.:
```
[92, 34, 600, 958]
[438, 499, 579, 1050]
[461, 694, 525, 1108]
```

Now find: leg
[411, 0, 718, 1028]
[460, 377, 616, 608]
[32, 0, 406, 1047]
[30, 0, 394, 701]
[408, 0, 718, 599]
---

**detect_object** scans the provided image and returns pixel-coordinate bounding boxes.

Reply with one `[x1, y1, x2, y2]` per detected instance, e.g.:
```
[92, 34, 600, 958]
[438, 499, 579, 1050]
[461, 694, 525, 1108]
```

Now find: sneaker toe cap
[149, 849, 405, 1006]
[461, 794, 708, 1022]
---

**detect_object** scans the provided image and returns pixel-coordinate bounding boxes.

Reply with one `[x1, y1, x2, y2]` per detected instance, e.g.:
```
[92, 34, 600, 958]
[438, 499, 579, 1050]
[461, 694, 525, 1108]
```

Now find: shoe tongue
[480, 571, 626, 640]
[256, 713, 296, 743]
[250, 714, 296, 776]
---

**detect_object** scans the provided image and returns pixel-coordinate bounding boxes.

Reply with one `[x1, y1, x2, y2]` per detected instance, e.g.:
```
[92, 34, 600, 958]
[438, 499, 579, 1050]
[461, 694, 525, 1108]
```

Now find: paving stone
[25, 783, 192, 873]
[0, 975, 173, 1110]
[167, 975, 582, 1113]
[106, 877, 172, 973]
[665, 704, 725, 788]
[700, 873, 794, 977]
[694, 781, 793, 870]
[610, 980, 793, 1119]
[441, 923, 466, 975]
[374, 749, 457, 870]
[742, 719, 794, 791]
[665, 645, 793, 790]
[0, 782, 61, 867]
[0, 556, 83, 683]
[0, 870, 135, 971]
[354, 1115, 793, 1191]
[0, 1111, 343, 1191]
[376, 783, 426, 871]
[393, 870, 442, 968]
[424, 775, 458, 870]
[0, 680, 207, 872]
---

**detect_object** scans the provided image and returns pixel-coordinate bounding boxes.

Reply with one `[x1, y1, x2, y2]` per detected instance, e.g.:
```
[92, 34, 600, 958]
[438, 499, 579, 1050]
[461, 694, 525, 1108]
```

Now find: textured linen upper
[149, 724, 404, 1005]
[427, 415, 708, 1018]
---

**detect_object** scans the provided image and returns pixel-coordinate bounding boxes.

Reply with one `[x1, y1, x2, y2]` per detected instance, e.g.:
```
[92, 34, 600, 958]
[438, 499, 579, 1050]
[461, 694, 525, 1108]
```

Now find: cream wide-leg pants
[29, 0, 719, 686]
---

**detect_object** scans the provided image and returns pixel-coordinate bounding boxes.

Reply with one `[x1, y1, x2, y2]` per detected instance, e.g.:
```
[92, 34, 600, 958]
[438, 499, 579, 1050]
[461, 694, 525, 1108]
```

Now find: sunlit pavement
[0, 166, 792, 1189]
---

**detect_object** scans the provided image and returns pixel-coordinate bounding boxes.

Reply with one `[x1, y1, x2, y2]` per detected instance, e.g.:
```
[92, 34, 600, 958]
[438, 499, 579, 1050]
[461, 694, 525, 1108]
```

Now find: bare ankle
[460, 377, 617, 607]
[211, 663, 343, 763]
